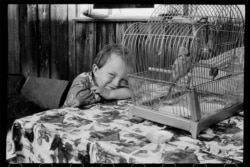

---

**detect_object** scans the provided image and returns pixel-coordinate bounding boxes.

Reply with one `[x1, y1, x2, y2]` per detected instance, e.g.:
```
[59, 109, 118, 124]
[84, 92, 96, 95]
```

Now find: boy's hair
[93, 44, 133, 72]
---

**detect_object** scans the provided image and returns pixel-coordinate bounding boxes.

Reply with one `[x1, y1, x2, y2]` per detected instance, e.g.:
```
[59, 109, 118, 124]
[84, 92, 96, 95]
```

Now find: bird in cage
[198, 37, 216, 60]
[196, 24, 217, 61]
[160, 46, 193, 101]
[147, 46, 193, 111]
[170, 46, 192, 82]
[209, 67, 219, 80]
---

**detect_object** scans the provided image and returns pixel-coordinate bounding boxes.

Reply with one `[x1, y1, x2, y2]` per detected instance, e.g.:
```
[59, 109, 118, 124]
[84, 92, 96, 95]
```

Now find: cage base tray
[128, 103, 242, 138]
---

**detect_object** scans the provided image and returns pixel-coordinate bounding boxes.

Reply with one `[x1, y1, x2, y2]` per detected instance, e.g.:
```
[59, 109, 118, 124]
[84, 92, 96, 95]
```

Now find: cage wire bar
[122, 4, 244, 138]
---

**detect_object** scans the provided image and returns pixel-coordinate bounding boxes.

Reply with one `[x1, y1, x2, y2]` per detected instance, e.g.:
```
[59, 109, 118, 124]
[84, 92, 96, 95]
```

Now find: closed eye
[108, 73, 115, 78]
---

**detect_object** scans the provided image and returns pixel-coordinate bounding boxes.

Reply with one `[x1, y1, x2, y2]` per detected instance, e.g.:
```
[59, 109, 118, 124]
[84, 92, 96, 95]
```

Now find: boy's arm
[63, 75, 97, 107]
[109, 87, 131, 100]
[92, 87, 131, 100]
[110, 79, 131, 99]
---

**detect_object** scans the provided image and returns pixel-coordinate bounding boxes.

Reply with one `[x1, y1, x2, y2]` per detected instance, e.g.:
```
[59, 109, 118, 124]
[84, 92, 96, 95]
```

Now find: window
[77, 4, 245, 20]
[78, 4, 160, 18]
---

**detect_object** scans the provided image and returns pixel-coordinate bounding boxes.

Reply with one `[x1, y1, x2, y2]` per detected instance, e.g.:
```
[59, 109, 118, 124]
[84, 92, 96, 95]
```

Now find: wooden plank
[75, 23, 89, 74]
[68, 4, 77, 81]
[75, 23, 83, 74]
[85, 23, 95, 71]
[88, 23, 96, 67]
[8, 5, 20, 74]
[97, 23, 109, 50]
[20, 4, 39, 77]
[107, 23, 116, 44]
[50, 4, 68, 79]
[19, 4, 28, 76]
[116, 22, 127, 44]
[96, 22, 103, 54]
[38, 4, 50, 78]
[101, 23, 107, 47]
[27, 4, 39, 77]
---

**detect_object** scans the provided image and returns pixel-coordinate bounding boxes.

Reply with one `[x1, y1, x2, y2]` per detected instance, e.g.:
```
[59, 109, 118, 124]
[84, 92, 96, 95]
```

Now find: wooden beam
[20, 4, 39, 77]
[38, 4, 50, 78]
[50, 5, 68, 79]
[68, 4, 77, 80]
[8, 4, 20, 74]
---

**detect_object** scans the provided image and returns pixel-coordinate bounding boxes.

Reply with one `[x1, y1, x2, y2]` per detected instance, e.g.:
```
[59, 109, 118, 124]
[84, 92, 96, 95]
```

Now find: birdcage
[122, 5, 244, 138]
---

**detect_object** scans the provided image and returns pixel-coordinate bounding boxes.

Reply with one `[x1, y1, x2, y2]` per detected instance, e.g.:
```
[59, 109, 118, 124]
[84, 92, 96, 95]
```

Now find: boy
[63, 44, 132, 108]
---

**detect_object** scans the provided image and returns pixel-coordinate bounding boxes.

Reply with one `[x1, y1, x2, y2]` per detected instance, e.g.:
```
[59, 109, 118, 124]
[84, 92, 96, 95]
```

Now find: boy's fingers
[90, 98, 97, 104]
[95, 90, 101, 94]
[91, 86, 99, 91]
[81, 94, 95, 105]
[84, 91, 95, 99]
[92, 88, 101, 94]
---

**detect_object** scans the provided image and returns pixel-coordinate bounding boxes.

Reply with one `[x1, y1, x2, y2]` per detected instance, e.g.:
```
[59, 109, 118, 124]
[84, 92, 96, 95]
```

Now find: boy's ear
[92, 64, 99, 75]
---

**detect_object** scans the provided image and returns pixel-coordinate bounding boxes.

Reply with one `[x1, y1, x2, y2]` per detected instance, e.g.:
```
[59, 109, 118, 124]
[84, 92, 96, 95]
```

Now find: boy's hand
[91, 86, 112, 100]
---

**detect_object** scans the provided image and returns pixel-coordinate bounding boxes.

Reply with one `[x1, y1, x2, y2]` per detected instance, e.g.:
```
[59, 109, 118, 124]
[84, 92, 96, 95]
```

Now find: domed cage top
[122, 4, 244, 138]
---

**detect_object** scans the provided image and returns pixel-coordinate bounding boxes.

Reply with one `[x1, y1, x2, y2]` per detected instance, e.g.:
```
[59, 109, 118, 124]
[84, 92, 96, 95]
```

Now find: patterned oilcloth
[6, 100, 243, 164]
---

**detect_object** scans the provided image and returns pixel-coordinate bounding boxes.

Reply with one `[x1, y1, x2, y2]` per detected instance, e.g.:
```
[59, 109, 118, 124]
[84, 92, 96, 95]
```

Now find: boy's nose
[111, 78, 120, 88]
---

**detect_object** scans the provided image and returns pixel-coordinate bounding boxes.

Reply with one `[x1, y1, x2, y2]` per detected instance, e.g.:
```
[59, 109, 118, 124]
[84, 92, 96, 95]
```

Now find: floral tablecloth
[6, 100, 243, 164]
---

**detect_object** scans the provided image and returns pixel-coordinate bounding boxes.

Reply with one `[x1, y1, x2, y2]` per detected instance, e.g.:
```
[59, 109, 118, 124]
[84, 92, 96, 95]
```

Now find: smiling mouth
[106, 86, 116, 90]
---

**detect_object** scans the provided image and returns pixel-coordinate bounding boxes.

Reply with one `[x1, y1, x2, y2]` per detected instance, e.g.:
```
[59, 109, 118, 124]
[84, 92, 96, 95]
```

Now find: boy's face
[93, 53, 128, 90]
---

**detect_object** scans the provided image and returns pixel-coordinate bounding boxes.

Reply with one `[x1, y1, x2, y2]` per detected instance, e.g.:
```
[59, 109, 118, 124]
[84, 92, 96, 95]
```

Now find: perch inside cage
[122, 5, 244, 138]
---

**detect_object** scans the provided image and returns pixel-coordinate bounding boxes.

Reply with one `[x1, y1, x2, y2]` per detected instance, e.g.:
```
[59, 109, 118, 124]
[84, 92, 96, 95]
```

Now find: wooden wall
[8, 4, 146, 81]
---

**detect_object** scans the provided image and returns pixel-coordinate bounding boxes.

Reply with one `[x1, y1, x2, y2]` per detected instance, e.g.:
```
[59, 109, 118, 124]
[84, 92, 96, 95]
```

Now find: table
[6, 100, 243, 163]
